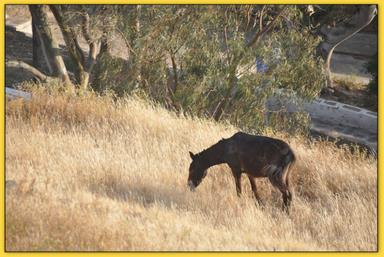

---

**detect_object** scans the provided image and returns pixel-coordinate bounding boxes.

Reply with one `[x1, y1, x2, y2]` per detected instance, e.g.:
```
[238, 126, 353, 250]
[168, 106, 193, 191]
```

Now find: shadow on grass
[87, 177, 192, 211]
[85, 173, 288, 216]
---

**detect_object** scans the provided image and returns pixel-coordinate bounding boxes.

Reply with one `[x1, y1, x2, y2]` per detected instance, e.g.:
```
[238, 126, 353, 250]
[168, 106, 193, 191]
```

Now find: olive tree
[99, 5, 325, 131]
[7, 4, 327, 133]
[6, 4, 118, 89]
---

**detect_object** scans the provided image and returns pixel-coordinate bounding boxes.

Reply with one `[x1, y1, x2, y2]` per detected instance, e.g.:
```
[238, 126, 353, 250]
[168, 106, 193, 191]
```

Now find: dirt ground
[6, 5, 30, 18]
[321, 80, 378, 112]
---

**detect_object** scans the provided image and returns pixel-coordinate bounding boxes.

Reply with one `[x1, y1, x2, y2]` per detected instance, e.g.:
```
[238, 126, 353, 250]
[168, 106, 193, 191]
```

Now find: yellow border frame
[1, 1, 381, 255]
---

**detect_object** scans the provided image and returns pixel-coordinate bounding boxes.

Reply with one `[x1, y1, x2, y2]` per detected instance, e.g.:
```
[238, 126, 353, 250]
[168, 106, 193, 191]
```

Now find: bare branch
[6, 60, 52, 82]
[259, 5, 266, 31]
[212, 100, 225, 121]
[322, 5, 377, 87]
[86, 41, 100, 73]
[78, 8, 101, 72]
[80, 9, 93, 45]
[245, 5, 252, 31]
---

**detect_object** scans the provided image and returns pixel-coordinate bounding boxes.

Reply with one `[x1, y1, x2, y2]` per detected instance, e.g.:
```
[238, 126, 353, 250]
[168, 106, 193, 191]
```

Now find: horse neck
[198, 140, 226, 169]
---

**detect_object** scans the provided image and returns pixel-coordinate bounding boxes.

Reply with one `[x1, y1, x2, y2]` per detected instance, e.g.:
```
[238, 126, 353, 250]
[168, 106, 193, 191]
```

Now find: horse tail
[268, 148, 295, 188]
[281, 148, 296, 187]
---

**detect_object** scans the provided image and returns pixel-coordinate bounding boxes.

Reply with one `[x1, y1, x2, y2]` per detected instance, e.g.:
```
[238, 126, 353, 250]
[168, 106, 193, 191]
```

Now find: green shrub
[365, 53, 378, 94]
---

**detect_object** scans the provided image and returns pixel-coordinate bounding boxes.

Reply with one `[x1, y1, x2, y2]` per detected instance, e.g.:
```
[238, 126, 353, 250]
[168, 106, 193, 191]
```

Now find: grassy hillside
[6, 87, 377, 251]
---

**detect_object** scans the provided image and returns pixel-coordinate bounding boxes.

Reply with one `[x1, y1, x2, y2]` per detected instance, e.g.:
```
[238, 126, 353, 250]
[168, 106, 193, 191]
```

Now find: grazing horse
[188, 132, 296, 212]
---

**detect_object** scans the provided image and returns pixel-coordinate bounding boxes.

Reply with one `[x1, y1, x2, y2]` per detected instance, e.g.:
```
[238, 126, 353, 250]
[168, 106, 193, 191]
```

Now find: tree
[6, 4, 117, 89]
[30, 7, 44, 72]
[6, 5, 70, 84]
[7, 5, 326, 133]
[101, 5, 325, 131]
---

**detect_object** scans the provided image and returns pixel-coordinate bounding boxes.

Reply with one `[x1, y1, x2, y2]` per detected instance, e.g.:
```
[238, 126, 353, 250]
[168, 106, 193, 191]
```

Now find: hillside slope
[6, 88, 377, 251]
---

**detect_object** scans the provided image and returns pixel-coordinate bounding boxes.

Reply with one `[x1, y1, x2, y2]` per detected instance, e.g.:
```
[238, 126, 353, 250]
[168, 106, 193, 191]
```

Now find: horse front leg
[230, 167, 242, 197]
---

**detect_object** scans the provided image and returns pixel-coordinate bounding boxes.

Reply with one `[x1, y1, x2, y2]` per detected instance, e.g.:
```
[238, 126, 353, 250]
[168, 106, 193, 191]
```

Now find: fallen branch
[6, 60, 52, 82]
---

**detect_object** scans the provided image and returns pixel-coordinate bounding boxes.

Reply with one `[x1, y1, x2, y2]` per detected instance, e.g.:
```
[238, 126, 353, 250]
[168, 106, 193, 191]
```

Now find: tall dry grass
[6, 87, 377, 251]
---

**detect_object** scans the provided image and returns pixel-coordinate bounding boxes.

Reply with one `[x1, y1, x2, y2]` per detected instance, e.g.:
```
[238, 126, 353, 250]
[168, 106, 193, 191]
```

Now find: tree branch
[259, 5, 266, 31]
[247, 6, 287, 48]
[322, 5, 377, 87]
[53, 5, 85, 63]
[50, 5, 85, 67]
[79, 9, 100, 72]
[49, 5, 92, 87]
[6, 60, 52, 82]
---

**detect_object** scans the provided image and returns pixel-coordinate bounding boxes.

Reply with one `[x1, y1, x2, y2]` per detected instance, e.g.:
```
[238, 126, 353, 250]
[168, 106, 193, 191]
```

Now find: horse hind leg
[268, 166, 292, 213]
[248, 175, 263, 207]
[282, 190, 292, 214]
[283, 163, 294, 211]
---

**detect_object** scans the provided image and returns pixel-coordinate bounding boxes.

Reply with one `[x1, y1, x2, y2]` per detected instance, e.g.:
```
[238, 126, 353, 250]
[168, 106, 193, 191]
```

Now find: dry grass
[6, 87, 377, 251]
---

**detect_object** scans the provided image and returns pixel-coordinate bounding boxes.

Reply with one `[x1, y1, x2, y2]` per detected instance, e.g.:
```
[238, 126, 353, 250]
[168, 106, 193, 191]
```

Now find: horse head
[187, 151, 207, 191]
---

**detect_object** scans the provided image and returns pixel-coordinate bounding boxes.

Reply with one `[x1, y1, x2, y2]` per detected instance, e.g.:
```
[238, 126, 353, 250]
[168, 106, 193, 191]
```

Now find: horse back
[226, 132, 295, 177]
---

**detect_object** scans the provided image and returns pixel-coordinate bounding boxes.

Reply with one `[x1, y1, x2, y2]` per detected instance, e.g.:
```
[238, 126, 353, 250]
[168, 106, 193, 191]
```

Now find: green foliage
[88, 5, 325, 134]
[91, 53, 131, 96]
[365, 53, 378, 95]
[266, 111, 311, 136]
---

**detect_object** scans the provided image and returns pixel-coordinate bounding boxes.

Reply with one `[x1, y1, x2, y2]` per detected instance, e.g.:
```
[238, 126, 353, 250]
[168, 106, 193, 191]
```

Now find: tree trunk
[134, 5, 142, 87]
[31, 12, 45, 72]
[319, 5, 377, 87]
[28, 5, 71, 84]
[124, 5, 142, 87]
[49, 5, 87, 87]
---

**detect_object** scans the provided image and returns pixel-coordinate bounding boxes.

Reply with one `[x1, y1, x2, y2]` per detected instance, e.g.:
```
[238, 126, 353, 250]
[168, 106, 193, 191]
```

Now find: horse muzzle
[188, 180, 196, 192]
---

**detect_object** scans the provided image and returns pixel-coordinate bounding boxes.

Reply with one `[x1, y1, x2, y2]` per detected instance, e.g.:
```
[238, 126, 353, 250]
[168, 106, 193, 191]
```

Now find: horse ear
[189, 151, 195, 160]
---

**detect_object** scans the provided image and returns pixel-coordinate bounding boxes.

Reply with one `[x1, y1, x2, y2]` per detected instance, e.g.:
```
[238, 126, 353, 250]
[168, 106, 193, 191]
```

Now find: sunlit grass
[6, 86, 377, 251]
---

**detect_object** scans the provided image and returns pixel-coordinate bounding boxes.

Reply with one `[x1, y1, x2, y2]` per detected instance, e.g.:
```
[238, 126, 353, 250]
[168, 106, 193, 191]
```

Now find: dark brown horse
[188, 132, 296, 212]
